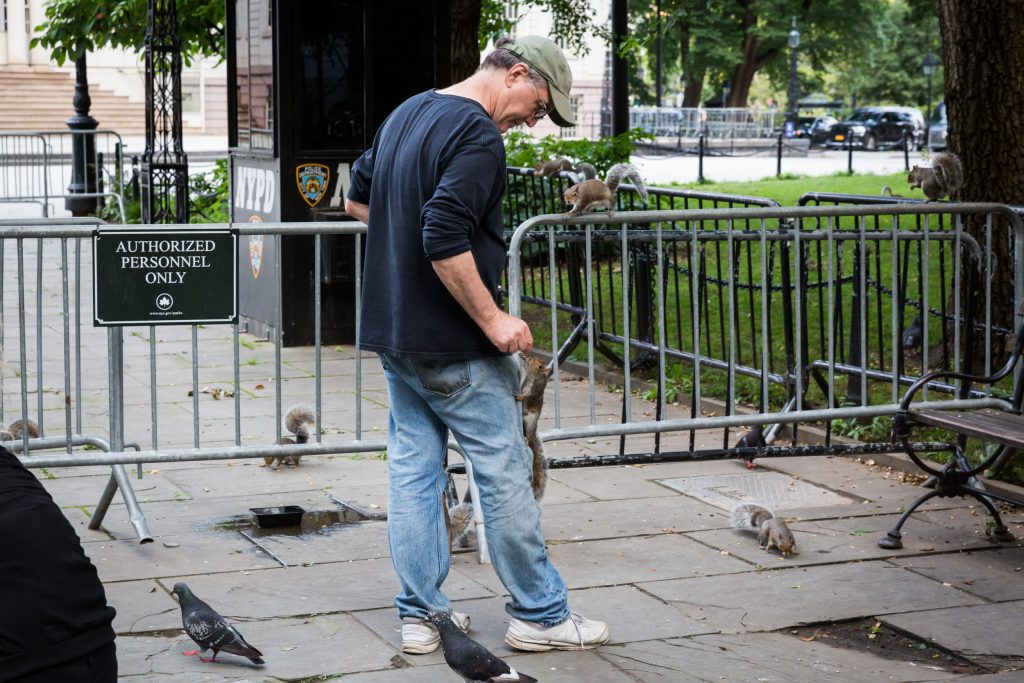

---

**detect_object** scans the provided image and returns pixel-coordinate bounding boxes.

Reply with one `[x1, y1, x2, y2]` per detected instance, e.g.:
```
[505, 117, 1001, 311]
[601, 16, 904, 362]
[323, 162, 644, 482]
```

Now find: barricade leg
[88, 465, 154, 544]
[463, 457, 490, 565]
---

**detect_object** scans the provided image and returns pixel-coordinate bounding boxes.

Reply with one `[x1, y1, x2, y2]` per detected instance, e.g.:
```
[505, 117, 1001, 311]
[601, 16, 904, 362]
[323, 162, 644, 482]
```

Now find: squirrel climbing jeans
[378, 352, 570, 626]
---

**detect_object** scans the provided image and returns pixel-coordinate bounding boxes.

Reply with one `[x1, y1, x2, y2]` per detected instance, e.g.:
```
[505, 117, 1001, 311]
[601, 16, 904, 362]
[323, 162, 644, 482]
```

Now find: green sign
[94, 228, 238, 326]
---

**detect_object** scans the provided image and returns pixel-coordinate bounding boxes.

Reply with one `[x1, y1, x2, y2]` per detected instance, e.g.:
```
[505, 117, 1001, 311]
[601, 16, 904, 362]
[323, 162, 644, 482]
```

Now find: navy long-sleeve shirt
[348, 90, 508, 359]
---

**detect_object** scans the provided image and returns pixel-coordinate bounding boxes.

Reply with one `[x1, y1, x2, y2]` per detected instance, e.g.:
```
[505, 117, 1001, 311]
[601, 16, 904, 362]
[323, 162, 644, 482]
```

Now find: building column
[5, 0, 31, 65]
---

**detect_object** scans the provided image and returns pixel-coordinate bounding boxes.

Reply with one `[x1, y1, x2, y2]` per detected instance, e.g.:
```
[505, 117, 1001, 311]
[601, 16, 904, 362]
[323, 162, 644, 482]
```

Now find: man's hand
[480, 309, 533, 354]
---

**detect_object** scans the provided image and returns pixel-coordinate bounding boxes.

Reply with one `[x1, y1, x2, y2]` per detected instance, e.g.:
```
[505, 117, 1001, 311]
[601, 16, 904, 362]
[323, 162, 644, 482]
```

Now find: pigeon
[734, 424, 765, 449]
[425, 611, 537, 682]
[171, 582, 265, 665]
[902, 314, 923, 350]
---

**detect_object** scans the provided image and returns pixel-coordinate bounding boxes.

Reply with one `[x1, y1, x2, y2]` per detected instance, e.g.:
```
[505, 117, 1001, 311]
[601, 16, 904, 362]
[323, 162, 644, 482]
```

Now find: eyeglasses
[528, 79, 550, 120]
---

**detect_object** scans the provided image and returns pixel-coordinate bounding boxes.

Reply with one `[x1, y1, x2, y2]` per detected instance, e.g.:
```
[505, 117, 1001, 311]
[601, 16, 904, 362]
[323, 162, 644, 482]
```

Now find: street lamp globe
[922, 51, 939, 76]
[788, 17, 800, 49]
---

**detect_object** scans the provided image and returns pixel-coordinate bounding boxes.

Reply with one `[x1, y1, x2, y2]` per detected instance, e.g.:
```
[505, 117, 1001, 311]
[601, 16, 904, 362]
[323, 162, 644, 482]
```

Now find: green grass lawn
[667, 170, 914, 206]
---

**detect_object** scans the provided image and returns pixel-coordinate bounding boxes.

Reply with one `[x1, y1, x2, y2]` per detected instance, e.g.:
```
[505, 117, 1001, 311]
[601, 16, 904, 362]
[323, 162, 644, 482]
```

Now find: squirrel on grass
[563, 162, 648, 218]
[264, 404, 315, 470]
[731, 503, 799, 557]
[515, 352, 553, 501]
[907, 152, 963, 201]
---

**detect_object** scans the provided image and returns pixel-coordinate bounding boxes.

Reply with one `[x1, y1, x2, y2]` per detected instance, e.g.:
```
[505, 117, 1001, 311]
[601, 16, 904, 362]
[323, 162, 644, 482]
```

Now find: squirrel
[2, 418, 39, 441]
[445, 501, 474, 551]
[907, 152, 963, 201]
[514, 352, 553, 501]
[731, 502, 799, 557]
[563, 162, 648, 218]
[534, 157, 573, 177]
[264, 404, 315, 470]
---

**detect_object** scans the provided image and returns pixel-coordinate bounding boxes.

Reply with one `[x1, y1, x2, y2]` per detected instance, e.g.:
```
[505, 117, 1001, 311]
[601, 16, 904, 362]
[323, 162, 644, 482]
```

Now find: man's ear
[505, 62, 529, 87]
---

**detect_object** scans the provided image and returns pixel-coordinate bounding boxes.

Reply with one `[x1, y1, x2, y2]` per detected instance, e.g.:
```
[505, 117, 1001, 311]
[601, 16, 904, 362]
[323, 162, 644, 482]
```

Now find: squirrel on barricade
[534, 157, 573, 176]
[264, 404, 315, 470]
[907, 152, 963, 201]
[534, 158, 598, 182]
[563, 162, 648, 218]
[515, 352, 553, 501]
[731, 502, 799, 557]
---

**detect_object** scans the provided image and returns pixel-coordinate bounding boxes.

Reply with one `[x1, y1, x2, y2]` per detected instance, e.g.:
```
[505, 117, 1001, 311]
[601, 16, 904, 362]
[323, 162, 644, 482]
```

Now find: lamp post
[922, 51, 939, 139]
[786, 17, 800, 137]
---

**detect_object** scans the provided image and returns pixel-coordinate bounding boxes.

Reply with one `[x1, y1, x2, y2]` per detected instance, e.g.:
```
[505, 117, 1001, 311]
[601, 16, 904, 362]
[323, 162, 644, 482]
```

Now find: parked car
[928, 100, 948, 151]
[799, 115, 838, 147]
[826, 106, 926, 151]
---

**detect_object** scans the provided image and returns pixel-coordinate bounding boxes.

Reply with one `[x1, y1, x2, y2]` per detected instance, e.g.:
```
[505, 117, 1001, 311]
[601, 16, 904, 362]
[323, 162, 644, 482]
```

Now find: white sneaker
[401, 611, 470, 654]
[505, 611, 609, 651]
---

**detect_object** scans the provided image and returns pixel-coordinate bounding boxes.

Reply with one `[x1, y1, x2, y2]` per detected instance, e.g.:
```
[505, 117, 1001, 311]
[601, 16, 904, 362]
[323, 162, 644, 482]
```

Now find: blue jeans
[379, 352, 570, 626]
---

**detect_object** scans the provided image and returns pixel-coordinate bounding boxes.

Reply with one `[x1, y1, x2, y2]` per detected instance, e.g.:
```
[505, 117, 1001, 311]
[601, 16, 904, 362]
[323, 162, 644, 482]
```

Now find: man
[345, 35, 609, 654]
[0, 445, 117, 681]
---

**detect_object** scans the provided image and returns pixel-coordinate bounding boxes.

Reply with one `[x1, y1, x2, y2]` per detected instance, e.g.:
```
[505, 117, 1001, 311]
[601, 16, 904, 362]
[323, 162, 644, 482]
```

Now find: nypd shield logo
[248, 215, 264, 279]
[296, 163, 330, 207]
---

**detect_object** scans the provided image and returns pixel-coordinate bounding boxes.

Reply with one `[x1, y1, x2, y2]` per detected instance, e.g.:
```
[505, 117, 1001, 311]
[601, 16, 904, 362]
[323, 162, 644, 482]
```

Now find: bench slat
[909, 408, 1024, 449]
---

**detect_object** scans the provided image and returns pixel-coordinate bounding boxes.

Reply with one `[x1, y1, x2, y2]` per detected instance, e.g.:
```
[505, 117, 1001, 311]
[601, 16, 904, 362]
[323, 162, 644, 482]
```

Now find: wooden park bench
[880, 324, 1024, 549]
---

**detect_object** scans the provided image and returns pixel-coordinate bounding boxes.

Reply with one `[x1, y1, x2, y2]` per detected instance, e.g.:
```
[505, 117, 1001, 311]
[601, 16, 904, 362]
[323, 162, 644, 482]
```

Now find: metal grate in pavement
[655, 472, 858, 511]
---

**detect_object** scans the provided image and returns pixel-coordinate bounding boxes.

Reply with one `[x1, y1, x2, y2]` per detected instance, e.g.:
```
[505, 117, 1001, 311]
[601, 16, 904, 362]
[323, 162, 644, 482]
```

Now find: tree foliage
[622, 0, 903, 109]
[31, 0, 224, 66]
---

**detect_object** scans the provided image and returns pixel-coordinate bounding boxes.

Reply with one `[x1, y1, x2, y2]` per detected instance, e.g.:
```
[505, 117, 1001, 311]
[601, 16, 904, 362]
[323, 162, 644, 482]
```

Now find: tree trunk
[451, 0, 483, 82]
[726, 5, 781, 107]
[682, 70, 704, 107]
[678, 19, 704, 107]
[939, 0, 1024, 336]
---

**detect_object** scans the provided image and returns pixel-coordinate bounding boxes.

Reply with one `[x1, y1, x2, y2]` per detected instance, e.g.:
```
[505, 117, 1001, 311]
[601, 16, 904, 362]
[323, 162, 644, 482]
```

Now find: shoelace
[567, 611, 586, 646]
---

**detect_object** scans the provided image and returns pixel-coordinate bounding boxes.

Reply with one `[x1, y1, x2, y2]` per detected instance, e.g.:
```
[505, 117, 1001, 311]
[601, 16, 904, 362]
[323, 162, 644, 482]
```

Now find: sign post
[93, 228, 238, 326]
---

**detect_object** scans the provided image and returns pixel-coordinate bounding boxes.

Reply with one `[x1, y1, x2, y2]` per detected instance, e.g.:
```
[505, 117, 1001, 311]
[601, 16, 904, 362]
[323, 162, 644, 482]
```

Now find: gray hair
[478, 36, 547, 87]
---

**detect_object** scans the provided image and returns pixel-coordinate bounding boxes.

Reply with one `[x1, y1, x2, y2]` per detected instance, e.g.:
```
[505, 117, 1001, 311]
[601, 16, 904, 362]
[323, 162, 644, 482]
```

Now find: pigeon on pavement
[171, 582, 265, 665]
[425, 611, 537, 682]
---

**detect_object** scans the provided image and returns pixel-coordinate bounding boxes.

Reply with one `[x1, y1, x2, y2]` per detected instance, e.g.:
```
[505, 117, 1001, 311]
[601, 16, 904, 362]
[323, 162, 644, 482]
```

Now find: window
[232, 0, 274, 151]
[505, 1, 519, 38]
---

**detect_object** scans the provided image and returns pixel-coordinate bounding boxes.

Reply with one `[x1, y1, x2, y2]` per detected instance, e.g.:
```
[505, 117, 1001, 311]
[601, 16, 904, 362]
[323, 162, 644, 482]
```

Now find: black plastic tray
[249, 505, 305, 528]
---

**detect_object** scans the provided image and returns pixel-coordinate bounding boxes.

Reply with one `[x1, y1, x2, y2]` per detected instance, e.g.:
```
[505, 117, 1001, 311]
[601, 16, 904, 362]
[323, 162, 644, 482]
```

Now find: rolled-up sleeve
[421, 144, 502, 261]
[348, 148, 374, 205]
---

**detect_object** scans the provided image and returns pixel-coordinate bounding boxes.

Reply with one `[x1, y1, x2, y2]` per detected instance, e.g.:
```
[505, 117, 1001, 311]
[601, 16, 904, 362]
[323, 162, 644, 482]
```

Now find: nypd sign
[93, 228, 238, 326]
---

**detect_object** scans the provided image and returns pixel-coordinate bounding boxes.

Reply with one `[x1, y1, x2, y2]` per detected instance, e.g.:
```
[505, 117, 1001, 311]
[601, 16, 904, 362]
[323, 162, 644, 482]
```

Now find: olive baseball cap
[504, 35, 575, 127]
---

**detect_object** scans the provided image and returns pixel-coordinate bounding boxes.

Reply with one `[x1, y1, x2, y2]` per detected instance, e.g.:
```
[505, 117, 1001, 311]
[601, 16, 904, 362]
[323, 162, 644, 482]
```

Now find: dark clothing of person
[0, 447, 117, 682]
[348, 90, 508, 360]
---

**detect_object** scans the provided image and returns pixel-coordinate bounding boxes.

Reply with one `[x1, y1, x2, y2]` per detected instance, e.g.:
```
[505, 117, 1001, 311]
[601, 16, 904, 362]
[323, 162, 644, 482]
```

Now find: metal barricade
[503, 203, 1022, 465]
[5, 205, 1022, 560]
[0, 130, 128, 221]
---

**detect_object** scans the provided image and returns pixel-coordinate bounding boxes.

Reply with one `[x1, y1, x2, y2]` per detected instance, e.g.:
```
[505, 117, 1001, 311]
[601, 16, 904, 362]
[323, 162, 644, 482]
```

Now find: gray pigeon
[425, 611, 537, 682]
[171, 582, 264, 665]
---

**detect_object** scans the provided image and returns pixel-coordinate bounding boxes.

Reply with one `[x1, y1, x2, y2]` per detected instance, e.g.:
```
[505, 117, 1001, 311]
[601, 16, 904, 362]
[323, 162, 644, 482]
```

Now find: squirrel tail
[529, 437, 548, 501]
[731, 502, 775, 529]
[933, 152, 963, 194]
[604, 162, 649, 203]
[284, 404, 316, 443]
